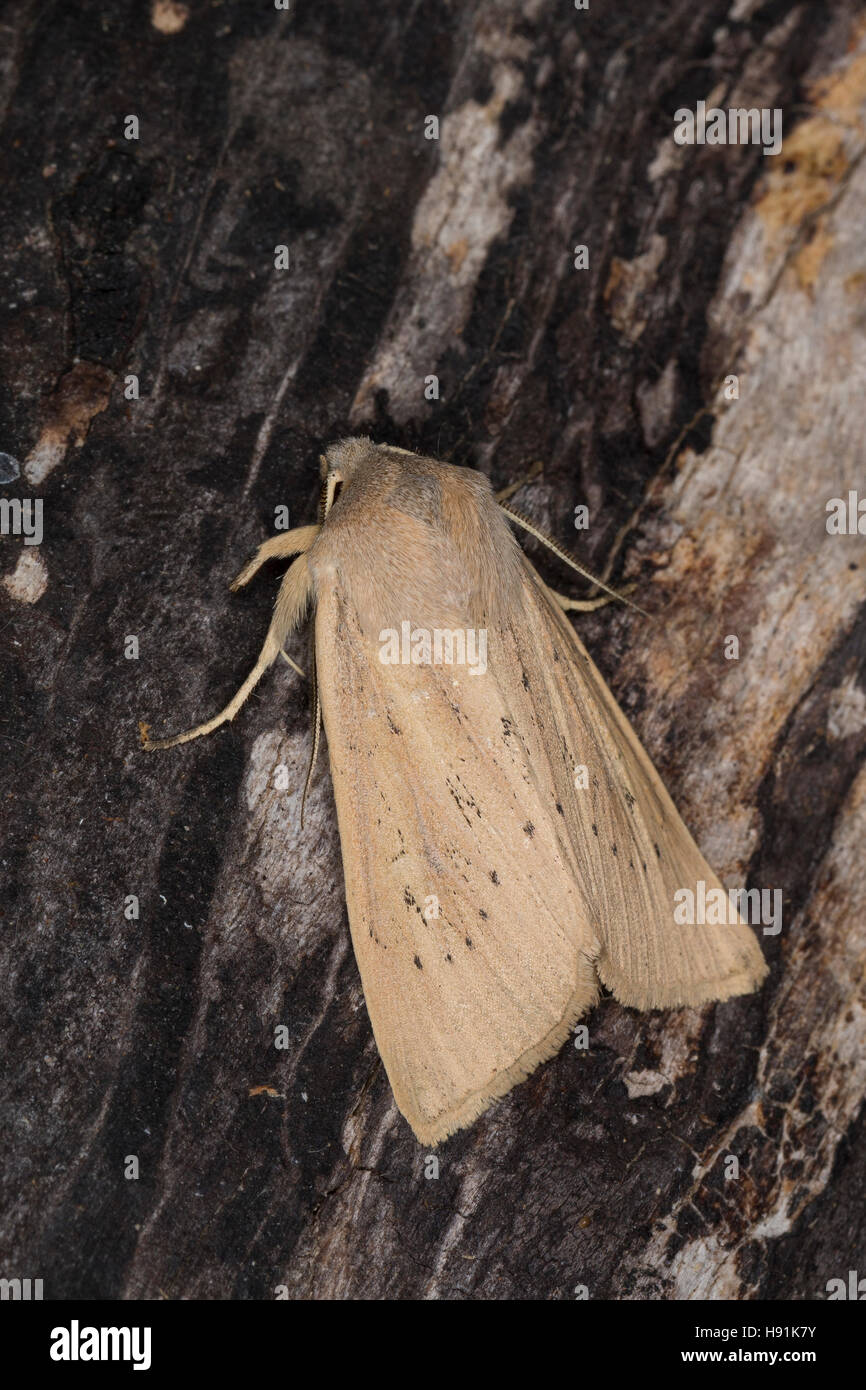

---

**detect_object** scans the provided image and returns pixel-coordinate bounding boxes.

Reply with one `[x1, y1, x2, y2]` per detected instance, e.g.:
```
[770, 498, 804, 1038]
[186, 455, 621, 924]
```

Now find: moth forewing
[313, 579, 601, 1145]
[512, 564, 768, 1010]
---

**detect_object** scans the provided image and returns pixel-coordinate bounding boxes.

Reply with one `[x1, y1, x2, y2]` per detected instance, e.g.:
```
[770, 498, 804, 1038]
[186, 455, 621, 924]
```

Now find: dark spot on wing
[386, 712, 401, 734]
[611, 844, 618, 856]
[479, 909, 488, 919]
[447, 779, 475, 828]
[465, 936, 474, 949]
[414, 955, 423, 970]
[654, 843, 661, 859]
[555, 802, 564, 815]
[521, 670, 530, 690]
[490, 870, 500, 884]
[445, 953, 452, 962]
[591, 823, 598, 836]
[523, 821, 535, 837]
[404, 888, 424, 916]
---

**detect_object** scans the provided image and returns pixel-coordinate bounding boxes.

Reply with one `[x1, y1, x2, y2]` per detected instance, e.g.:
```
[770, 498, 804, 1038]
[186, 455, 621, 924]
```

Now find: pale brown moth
[144, 438, 767, 1145]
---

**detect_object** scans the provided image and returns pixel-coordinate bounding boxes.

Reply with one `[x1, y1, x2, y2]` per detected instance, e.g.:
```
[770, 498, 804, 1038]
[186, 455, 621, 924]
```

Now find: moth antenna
[300, 648, 321, 830]
[499, 503, 649, 618]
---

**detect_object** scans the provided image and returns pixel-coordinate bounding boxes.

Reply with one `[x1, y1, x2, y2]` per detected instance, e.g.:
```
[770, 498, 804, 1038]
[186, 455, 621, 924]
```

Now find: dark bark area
[2, 0, 865, 1300]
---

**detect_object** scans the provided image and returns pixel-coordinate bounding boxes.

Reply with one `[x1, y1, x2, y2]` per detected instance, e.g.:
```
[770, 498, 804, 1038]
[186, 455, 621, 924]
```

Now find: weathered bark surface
[2, 0, 865, 1300]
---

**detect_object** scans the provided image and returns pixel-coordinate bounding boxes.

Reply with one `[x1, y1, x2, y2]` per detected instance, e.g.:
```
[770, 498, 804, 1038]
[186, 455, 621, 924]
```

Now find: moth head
[319, 436, 378, 485]
[318, 436, 402, 521]
[318, 436, 373, 520]
[318, 437, 423, 521]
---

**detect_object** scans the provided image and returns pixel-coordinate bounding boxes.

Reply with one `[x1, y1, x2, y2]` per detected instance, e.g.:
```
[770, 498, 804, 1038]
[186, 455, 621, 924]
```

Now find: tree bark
[1, 0, 865, 1300]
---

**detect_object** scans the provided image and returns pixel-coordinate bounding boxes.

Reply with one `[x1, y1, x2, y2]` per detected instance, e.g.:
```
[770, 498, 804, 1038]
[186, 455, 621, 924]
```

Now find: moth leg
[230, 524, 320, 591]
[550, 590, 615, 612]
[279, 650, 305, 678]
[494, 459, 543, 504]
[548, 582, 637, 613]
[144, 554, 314, 751]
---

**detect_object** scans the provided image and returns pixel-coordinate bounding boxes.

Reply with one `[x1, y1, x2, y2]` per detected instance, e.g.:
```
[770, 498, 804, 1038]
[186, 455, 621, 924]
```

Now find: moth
[145, 438, 767, 1145]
